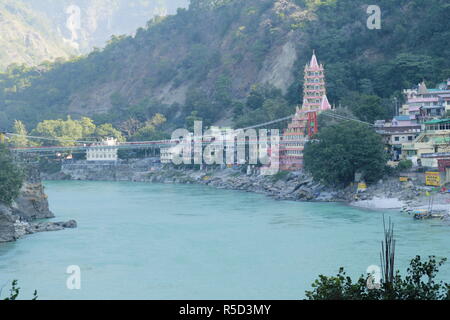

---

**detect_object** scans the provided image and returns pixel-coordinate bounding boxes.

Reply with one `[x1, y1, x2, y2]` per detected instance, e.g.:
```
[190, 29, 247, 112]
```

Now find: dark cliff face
[0, 166, 53, 243]
[11, 167, 54, 221]
[0, 204, 16, 243]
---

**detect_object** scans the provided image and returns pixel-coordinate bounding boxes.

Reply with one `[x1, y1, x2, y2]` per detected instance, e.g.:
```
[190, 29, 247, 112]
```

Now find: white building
[86, 137, 118, 161]
[160, 147, 174, 164]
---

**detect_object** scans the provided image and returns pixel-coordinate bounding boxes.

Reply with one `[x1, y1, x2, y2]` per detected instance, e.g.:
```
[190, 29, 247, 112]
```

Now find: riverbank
[0, 166, 77, 243]
[46, 159, 450, 214]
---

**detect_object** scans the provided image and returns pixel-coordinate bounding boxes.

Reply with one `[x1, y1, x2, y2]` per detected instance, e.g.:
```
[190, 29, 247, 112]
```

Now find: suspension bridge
[2, 111, 372, 155]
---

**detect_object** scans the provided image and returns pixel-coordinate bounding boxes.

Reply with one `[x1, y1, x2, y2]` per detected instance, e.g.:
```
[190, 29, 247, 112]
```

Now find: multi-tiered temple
[280, 51, 331, 171]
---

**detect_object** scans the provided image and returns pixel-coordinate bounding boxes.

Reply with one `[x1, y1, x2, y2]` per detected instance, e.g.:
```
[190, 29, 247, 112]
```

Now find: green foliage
[8, 120, 29, 147]
[0, 144, 23, 205]
[317, 108, 356, 129]
[397, 159, 413, 171]
[185, 111, 203, 132]
[181, 75, 233, 127]
[129, 114, 168, 141]
[340, 93, 391, 124]
[0, 0, 449, 131]
[301, 0, 450, 120]
[0, 0, 72, 71]
[94, 124, 125, 142]
[38, 157, 62, 175]
[303, 122, 387, 186]
[190, 0, 232, 11]
[33, 117, 83, 146]
[31, 116, 124, 146]
[235, 84, 294, 128]
[306, 256, 450, 300]
[2, 280, 38, 300]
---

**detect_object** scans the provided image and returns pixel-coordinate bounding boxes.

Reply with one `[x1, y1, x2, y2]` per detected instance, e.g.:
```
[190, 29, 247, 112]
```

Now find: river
[0, 181, 449, 299]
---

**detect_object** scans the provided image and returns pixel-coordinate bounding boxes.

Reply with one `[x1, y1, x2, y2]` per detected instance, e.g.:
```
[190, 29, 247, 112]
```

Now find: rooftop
[425, 118, 450, 125]
[394, 115, 411, 121]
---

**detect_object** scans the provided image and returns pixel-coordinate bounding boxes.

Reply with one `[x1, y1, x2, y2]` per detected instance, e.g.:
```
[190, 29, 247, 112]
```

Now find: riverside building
[86, 137, 119, 161]
[402, 118, 450, 168]
[279, 51, 332, 171]
[400, 79, 450, 122]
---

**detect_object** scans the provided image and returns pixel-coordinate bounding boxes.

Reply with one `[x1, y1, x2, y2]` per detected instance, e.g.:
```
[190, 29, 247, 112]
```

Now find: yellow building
[402, 119, 450, 167]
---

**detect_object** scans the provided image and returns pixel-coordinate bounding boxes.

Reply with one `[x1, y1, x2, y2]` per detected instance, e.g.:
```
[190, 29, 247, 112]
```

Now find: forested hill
[21, 0, 189, 53]
[1, 0, 449, 134]
[0, 0, 73, 70]
[0, 0, 189, 70]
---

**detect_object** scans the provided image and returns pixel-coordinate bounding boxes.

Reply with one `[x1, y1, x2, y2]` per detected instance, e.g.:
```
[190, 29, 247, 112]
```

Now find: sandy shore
[351, 194, 450, 212]
[350, 197, 405, 210]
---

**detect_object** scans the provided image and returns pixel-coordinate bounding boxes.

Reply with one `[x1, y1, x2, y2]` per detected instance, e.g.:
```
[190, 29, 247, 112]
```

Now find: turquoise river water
[0, 180, 449, 299]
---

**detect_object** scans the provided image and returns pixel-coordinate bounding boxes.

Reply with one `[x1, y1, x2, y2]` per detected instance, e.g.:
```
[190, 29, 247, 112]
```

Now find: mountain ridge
[1, 0, 449, 132]
[0, 0, 73, 70]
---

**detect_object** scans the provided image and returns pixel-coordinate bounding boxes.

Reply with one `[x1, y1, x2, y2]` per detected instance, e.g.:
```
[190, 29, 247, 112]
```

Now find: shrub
[397, 159, 413, 171]
[0, 144, 23, 205]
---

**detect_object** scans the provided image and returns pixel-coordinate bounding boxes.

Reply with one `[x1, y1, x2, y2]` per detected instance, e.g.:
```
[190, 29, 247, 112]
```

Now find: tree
[94, 123, 125, 142]
[234, 83, 293, 129]
[184, 88, 216, 126]
[147, 113, 167, 127]
[130, 114, 167, 141]
[397, 159, 413, 171]
[185, 111, 203, 132]
[0, 144, 23, 205]
[303, 121, 387, 186]
[32, 117, 83, 147]
[306, 256, 450, 300]
[189, 0, 230, 11]
[1, 280, 38, 300]
[9, 120, 29, 147]
[317, 108, 356, 130]
[341, 93, 390, 124]
[245, 84, 283, 111]
[32, 117, 124, 145]
[119, 118, 142, 137]
[79, 117, 96, 138]
[306, 218, 450, 300]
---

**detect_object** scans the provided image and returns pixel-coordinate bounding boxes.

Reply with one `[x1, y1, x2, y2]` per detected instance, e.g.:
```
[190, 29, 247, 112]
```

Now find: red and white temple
[279, 51, 331, 171]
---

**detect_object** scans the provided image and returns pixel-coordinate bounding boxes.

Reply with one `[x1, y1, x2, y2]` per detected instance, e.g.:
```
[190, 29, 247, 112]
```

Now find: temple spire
[418, 81, 428, 94]
[309, 50, 319, 69]
[279, 50, 329, 171]
[320, 95, 331, 111]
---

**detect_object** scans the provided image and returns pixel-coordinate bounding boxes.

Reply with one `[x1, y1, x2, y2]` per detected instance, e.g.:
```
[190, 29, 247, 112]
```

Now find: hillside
[21, 0, 189, 53]
[0, 0, 449, 134]
[0, 0, 73, 70]
[0, 0, 189, 70]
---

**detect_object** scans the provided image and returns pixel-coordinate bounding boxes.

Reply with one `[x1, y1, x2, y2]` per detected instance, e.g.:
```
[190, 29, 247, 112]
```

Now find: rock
[27, 220, 77, 233]
[13, 220, 29, 239]
[11, 166, 54, 220]
[0, 165, 78, 243]
[60, 220, 77, 228]
[0, 204, 16, 243]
